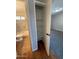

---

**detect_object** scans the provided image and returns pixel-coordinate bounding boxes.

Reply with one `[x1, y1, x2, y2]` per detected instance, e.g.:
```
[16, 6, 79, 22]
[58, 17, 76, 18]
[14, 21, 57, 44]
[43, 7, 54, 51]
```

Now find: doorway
[16, 0, 32, 58]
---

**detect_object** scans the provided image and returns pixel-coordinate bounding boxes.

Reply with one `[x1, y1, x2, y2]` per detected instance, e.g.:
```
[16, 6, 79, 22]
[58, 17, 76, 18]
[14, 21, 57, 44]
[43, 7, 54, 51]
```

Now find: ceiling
[52, 0, 63, 14]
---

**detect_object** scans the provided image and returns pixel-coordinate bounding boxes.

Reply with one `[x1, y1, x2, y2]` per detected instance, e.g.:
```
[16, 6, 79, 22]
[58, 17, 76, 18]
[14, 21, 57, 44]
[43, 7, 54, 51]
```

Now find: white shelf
[35, 1, 46, 6]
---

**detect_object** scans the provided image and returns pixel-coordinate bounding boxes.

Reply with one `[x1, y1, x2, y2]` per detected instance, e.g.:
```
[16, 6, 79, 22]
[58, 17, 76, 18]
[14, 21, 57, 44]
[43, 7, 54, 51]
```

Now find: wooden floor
[33, 40, 57, 59]
[16, 36, 32, 59]
[17, 40, 57, 59]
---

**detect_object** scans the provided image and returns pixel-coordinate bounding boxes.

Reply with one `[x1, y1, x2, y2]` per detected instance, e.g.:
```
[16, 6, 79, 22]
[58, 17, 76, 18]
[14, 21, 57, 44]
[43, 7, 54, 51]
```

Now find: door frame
[25, 0, 38, 52]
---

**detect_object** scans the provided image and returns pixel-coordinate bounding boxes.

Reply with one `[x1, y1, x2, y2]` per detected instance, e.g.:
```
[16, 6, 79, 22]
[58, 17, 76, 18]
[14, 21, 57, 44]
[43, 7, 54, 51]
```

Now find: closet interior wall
[35, 1, 46, 41]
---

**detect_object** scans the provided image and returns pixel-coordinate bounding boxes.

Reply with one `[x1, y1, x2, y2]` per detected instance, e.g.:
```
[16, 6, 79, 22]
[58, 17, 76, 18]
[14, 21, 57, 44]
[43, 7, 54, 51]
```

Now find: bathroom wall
[51, 11, 63, 31]
[50, 11, 63, 59]
[50, 30, 63, 59]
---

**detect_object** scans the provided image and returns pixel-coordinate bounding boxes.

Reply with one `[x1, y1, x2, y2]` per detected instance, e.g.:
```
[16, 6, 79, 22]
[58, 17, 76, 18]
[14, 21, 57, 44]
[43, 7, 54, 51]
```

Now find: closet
[35, 0, 47, 41]
[16, 0, 52, 58]
[27, 0, 52, 55]
[36, 5, 45, 40]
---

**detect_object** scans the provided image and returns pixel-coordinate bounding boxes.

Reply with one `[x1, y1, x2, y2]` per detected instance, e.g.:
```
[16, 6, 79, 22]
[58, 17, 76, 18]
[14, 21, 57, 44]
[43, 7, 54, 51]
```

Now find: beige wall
[16, 0, 28, 33]
[16, 0, 25, 16]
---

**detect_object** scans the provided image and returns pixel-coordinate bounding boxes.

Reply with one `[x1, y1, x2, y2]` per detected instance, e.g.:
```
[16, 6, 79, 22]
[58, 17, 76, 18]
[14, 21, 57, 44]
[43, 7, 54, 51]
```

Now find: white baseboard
[32, 47, 38, 52]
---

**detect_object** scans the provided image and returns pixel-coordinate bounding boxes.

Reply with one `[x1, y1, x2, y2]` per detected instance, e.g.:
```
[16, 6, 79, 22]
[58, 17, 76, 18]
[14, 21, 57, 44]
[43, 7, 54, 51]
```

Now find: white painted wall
[52, 0, 63, 14]
[36, 6, 45, 41]
[51, 11, 63, 31]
